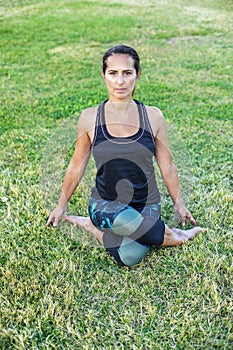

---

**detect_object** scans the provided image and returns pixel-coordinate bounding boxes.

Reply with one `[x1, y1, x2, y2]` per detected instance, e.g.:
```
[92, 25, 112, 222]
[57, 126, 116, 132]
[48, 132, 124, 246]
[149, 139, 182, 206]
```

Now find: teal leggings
[89, 197, 165, 267]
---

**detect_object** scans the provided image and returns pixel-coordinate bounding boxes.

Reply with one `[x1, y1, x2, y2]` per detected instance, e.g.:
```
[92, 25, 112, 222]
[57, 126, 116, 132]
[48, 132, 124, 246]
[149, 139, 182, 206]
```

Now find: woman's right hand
[46, 205, 67, 227]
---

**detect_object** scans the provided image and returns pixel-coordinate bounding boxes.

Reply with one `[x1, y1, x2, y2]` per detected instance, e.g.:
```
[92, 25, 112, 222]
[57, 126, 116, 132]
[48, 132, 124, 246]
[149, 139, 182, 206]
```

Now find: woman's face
[102, 54, 140, 102]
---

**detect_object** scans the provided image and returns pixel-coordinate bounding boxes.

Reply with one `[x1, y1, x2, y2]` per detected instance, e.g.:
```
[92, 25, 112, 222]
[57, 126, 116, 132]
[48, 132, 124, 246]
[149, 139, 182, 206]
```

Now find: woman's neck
[106, 98, 134, 113]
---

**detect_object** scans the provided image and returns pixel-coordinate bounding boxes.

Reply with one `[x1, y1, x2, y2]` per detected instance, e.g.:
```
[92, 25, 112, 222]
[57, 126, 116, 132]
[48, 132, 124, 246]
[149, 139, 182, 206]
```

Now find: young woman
[47, 45, 206, 267]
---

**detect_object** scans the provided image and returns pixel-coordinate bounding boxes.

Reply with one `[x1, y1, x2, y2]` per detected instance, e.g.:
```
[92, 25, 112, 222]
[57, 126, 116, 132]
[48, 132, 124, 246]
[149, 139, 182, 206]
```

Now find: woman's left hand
[174, 202, 197, 227]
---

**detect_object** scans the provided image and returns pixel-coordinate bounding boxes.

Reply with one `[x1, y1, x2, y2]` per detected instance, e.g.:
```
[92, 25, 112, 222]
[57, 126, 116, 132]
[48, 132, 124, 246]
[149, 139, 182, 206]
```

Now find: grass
[0, 0, 232, 348]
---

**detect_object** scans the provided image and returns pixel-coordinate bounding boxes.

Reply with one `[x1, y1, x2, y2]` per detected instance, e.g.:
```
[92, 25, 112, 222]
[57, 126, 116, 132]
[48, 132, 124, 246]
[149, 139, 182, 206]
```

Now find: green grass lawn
[0, 0, 232, 348]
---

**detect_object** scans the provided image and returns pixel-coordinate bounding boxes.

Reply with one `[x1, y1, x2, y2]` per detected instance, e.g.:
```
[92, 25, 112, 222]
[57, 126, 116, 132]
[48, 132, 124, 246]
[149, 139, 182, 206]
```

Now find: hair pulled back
[102, 45, 141, 75]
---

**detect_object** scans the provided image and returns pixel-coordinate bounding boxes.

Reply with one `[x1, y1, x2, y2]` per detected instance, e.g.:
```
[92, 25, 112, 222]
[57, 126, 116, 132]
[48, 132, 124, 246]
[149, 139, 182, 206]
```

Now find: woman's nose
[117, 75, 124, 84]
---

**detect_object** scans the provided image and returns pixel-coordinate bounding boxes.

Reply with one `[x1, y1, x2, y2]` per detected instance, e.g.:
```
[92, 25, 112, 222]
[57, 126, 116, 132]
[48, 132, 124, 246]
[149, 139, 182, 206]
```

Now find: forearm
[160, 161, 197, 225]
[154, 115, 196, 225]
[57, 150, 90, 208]
[57, 165, 81, 207]
[46, 123, 92, 227]
[161, 162, 183, 206]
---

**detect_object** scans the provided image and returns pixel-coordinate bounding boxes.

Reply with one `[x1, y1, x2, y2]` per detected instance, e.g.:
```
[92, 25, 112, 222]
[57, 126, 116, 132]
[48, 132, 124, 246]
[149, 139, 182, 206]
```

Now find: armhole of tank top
[91, 103, 102, 149]
[140, 103, 156, 148]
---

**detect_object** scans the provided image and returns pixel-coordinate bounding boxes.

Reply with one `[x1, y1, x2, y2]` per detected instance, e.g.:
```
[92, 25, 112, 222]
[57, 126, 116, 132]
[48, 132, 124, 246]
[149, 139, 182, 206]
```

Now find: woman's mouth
[115, 88, 126, 93]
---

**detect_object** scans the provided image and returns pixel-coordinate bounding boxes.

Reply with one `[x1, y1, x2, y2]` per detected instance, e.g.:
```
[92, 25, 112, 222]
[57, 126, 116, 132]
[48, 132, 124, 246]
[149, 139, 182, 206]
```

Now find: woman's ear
[101, 71, 105, 79]
[137, 70, 142, 80]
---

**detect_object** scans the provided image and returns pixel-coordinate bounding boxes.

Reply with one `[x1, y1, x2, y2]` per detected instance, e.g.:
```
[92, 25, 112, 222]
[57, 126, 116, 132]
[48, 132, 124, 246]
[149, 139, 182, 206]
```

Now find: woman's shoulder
[78, 106, 98, 130]
[136, 100, 163, 118]
[80, 105, 98, 119]
[139, 103, 166, 137]
[143, 104, 163, 117]
[145, 104, 165, 125]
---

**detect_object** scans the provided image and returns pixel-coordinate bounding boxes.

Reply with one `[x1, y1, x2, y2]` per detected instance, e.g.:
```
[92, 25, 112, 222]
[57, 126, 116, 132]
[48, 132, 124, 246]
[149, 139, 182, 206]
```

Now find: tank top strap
[97, 100, 108, 126]
[132, 99, 144, 131]
[134, 100, 155, 141]
[91, 100, 107, 147]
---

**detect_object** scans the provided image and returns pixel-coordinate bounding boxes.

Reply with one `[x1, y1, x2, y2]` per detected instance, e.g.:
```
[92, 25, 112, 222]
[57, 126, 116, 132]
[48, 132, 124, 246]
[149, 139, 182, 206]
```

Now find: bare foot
[63, 215, 104, 245]
[172, 227, 207, 241]
[162, 225, 207, 247]
[63, 215, 91, 228]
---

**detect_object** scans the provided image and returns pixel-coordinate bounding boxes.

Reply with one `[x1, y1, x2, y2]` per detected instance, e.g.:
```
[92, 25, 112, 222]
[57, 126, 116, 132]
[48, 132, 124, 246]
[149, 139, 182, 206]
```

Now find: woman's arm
[46, 112, 92, 227]
[153, 109, 197, 226]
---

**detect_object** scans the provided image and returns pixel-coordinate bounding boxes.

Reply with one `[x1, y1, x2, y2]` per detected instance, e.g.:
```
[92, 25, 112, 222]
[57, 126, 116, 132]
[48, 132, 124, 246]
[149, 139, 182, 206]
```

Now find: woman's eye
[125, 71, 132, 75]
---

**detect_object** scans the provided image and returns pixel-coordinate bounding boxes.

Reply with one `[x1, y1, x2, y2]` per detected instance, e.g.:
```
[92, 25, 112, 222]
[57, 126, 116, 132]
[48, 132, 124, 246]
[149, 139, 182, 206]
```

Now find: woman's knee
[104, 234, 150, 267]
[118, 237, 150, 267]
[112, 208, 143, 237]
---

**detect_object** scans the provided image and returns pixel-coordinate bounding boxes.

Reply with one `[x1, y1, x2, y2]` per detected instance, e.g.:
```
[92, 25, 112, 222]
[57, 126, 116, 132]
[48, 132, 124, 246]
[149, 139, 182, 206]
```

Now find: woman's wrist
[57, 192, 68, 209]
[173, 197, 184, 208]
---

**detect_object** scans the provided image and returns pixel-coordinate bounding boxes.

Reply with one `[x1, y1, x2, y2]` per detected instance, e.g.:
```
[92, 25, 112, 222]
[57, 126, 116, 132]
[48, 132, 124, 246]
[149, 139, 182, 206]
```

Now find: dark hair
[102, 45, 141, 75]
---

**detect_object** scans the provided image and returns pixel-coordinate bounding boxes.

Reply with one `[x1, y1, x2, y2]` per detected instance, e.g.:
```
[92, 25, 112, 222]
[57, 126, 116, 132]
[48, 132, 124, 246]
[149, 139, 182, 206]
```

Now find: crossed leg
[63, 215, 104, 244]
[62, 215, 207, 247]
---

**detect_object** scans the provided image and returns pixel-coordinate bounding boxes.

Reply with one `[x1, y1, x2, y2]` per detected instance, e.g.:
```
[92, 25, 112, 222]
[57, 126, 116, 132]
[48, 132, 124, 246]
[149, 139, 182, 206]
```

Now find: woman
[47, 45, 206, 267]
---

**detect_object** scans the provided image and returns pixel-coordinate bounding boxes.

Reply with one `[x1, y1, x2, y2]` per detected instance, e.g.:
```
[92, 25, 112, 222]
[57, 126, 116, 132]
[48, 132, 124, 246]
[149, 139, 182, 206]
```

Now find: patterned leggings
[88, 197, 165, 267]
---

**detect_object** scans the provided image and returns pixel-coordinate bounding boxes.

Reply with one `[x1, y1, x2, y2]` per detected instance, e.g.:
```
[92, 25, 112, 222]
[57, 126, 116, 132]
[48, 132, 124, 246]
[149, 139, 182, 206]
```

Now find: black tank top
[91, 100, 161, 209]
